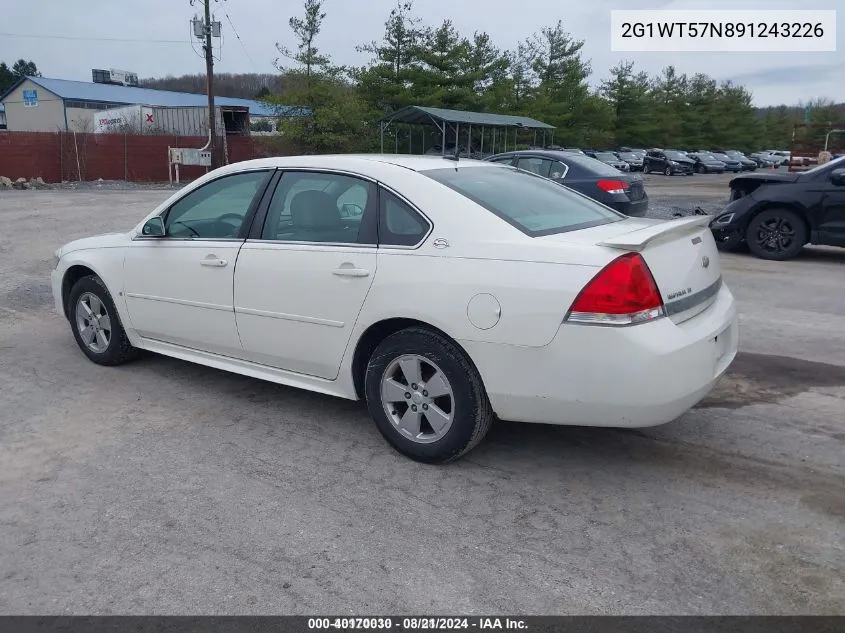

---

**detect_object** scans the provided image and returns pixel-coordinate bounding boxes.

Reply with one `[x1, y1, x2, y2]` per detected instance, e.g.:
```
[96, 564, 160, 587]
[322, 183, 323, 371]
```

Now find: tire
[663, 166, 673, 176]
[68, 275, 139, 366]
[695, 164, 704, 174]
[642, 163, 649, 174]
[364, 327, 494, 464]
[745, 208, 808, 261]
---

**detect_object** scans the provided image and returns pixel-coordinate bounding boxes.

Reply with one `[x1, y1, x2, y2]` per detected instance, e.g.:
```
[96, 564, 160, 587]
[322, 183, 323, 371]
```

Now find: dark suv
[643, 149, 695, 175]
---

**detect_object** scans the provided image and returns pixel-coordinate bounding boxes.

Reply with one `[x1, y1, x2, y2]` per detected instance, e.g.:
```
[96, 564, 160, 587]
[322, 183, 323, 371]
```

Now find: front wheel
[663, 166, 673, 176]
[746, 208, 807, 261]
[364, 327, 494, 463]
[68, 275, 139, 365]
[695, 164, 704, 174]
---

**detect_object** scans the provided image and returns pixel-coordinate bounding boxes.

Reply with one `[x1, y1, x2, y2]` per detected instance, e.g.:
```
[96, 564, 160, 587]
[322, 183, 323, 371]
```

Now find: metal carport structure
[378, 105, 555, 156]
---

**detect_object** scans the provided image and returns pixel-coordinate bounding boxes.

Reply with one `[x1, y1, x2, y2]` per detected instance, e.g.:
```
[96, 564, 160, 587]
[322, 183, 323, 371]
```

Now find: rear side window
[379, 189, 430, 247]
[422, 166, 623, 237]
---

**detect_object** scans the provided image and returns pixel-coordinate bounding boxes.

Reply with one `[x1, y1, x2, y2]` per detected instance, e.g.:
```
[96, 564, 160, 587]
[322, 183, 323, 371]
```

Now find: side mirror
[830, 168, 845, 186]
[141, 217, 165, 237]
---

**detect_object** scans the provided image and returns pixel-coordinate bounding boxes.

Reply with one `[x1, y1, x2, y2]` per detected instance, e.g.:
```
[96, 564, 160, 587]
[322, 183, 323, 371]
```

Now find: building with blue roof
[0, 75, 302, 134]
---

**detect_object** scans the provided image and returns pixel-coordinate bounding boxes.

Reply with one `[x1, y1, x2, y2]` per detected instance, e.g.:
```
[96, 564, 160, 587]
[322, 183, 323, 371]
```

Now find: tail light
[596, 179, 629, 194]
[565, 253, 664, 326]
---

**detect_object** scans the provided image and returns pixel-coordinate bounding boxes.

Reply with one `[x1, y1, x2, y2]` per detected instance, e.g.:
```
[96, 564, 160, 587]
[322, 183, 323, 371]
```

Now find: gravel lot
[1, 174, 843, 615]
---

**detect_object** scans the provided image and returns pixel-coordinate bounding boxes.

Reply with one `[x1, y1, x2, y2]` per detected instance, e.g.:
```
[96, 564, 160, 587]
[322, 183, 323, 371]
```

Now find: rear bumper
[463, 284, 738, 428]
[611, 196, 649, 217]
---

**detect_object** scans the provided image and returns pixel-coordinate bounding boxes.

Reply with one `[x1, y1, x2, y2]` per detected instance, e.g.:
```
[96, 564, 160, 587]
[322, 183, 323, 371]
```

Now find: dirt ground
[0, 177, 843, 615]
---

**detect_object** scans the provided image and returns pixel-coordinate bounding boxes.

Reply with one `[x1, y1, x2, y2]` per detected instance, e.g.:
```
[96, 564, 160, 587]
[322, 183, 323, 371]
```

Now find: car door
[123, 169, 272, 356]
[819, 167, 845, 246]
[233, 170, 379, 380]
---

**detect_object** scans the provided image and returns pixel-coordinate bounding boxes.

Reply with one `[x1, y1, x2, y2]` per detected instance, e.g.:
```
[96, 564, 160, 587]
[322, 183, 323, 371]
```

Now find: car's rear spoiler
[597, 215, 710, 251]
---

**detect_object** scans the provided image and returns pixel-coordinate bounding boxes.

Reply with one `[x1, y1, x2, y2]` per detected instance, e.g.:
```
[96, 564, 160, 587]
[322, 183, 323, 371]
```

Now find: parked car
[643, 149, 695, 175]
[619, 147, 646, 157]
[765, 150, 791, 167]
[584, 150, 631, 171]
[710, 155, 845, 260]
[687, 152, 726, 174]
[724, 151, 758, 171]
[707, 152, 743, 172]
[748, 152, 778, 168]
[486, 150, 648, 216]
[52, 154, 737, 463]
[426, 144, 470, 157]
[617, 151, 644, 171]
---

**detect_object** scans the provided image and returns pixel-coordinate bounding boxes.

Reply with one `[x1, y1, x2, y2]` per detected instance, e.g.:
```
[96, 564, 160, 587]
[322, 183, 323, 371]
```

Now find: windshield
[618, 153, 640, 160]
[726, 151, 744, 157]
[421, 166, 624, 237]
[711, 153, 731, 160]
[594, 152, 618, 161]
[665, 151, 687, 160]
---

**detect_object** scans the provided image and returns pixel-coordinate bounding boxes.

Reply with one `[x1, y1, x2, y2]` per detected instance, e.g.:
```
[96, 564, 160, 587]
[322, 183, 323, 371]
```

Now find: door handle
[201, 257, 228, 267]
[333, 267, 370, 278]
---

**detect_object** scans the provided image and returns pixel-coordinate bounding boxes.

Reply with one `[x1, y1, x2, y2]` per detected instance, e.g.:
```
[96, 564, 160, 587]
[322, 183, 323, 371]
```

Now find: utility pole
[204, 0, 216, 166]
[191, 0, 223, 167]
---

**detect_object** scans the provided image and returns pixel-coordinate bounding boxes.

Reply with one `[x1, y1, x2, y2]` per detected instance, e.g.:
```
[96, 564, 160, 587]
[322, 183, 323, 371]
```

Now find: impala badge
[702, 256, 710, 268]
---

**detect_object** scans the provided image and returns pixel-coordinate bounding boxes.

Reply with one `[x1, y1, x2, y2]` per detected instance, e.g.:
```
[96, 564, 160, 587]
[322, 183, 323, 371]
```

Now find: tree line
[250, 0, 843, 154]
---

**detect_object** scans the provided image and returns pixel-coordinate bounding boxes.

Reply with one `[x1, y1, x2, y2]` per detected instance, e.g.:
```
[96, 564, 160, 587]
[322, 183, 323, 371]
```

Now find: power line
[0, 31, 187, 44]
[224, 11, 257, 72]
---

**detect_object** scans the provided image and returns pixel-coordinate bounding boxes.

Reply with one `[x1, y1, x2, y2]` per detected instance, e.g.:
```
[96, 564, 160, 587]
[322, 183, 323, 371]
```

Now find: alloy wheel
[75, 292, 112, 354]
[754, 216, 796, 255]
[380, 354, 454, 444]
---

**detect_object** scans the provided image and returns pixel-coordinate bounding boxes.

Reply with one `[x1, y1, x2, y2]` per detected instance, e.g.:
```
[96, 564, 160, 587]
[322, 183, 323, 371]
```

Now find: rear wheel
[746, 208, 807, 261]
[68, 275, 139, 365]
[364, 327, 493, 463]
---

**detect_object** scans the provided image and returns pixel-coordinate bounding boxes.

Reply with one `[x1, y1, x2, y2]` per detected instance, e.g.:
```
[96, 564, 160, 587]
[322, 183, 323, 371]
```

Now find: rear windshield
[421, 165, 624, 237]
[562, 154, 625, 176]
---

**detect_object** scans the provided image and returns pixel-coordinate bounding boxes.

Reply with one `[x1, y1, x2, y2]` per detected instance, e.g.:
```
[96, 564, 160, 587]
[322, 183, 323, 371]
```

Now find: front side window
[164, 170, 269, 239]
[422, 166, 623, 237]
[261, 171, 376, 244]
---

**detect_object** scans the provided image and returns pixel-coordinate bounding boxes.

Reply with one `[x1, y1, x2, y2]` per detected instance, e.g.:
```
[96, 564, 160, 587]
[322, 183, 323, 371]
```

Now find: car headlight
[52, 250, 61, 269]
[670, 160, 679, 165]
[713, 213, 735, 225]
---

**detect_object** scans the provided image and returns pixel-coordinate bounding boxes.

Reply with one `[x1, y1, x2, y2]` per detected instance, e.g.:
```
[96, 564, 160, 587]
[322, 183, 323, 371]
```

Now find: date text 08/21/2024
[307, 617, 528, 630]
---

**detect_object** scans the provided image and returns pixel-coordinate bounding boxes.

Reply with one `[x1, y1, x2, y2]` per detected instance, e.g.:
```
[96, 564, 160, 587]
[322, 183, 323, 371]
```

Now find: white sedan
[51, 154, 739, 463]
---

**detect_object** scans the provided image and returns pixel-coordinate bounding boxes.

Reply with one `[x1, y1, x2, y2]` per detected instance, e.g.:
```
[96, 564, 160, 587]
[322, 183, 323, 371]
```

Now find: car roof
[487, 149, 583, 160]
[212, 153, 500, 175]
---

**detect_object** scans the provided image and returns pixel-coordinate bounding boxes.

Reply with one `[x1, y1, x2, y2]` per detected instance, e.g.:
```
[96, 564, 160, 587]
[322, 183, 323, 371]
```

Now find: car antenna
[443, 145, 460, 162]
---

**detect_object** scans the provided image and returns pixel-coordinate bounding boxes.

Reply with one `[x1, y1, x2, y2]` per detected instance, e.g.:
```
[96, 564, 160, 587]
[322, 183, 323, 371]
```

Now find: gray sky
[0, 0, 841, 106]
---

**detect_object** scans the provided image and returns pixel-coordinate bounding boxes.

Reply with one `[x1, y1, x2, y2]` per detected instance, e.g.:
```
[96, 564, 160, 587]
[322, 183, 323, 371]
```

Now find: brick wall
[0, 132, 281, 183]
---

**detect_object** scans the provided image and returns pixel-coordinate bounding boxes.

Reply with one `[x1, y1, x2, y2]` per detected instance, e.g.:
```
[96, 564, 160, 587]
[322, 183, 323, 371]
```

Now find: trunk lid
[544, 216, 722, 324]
